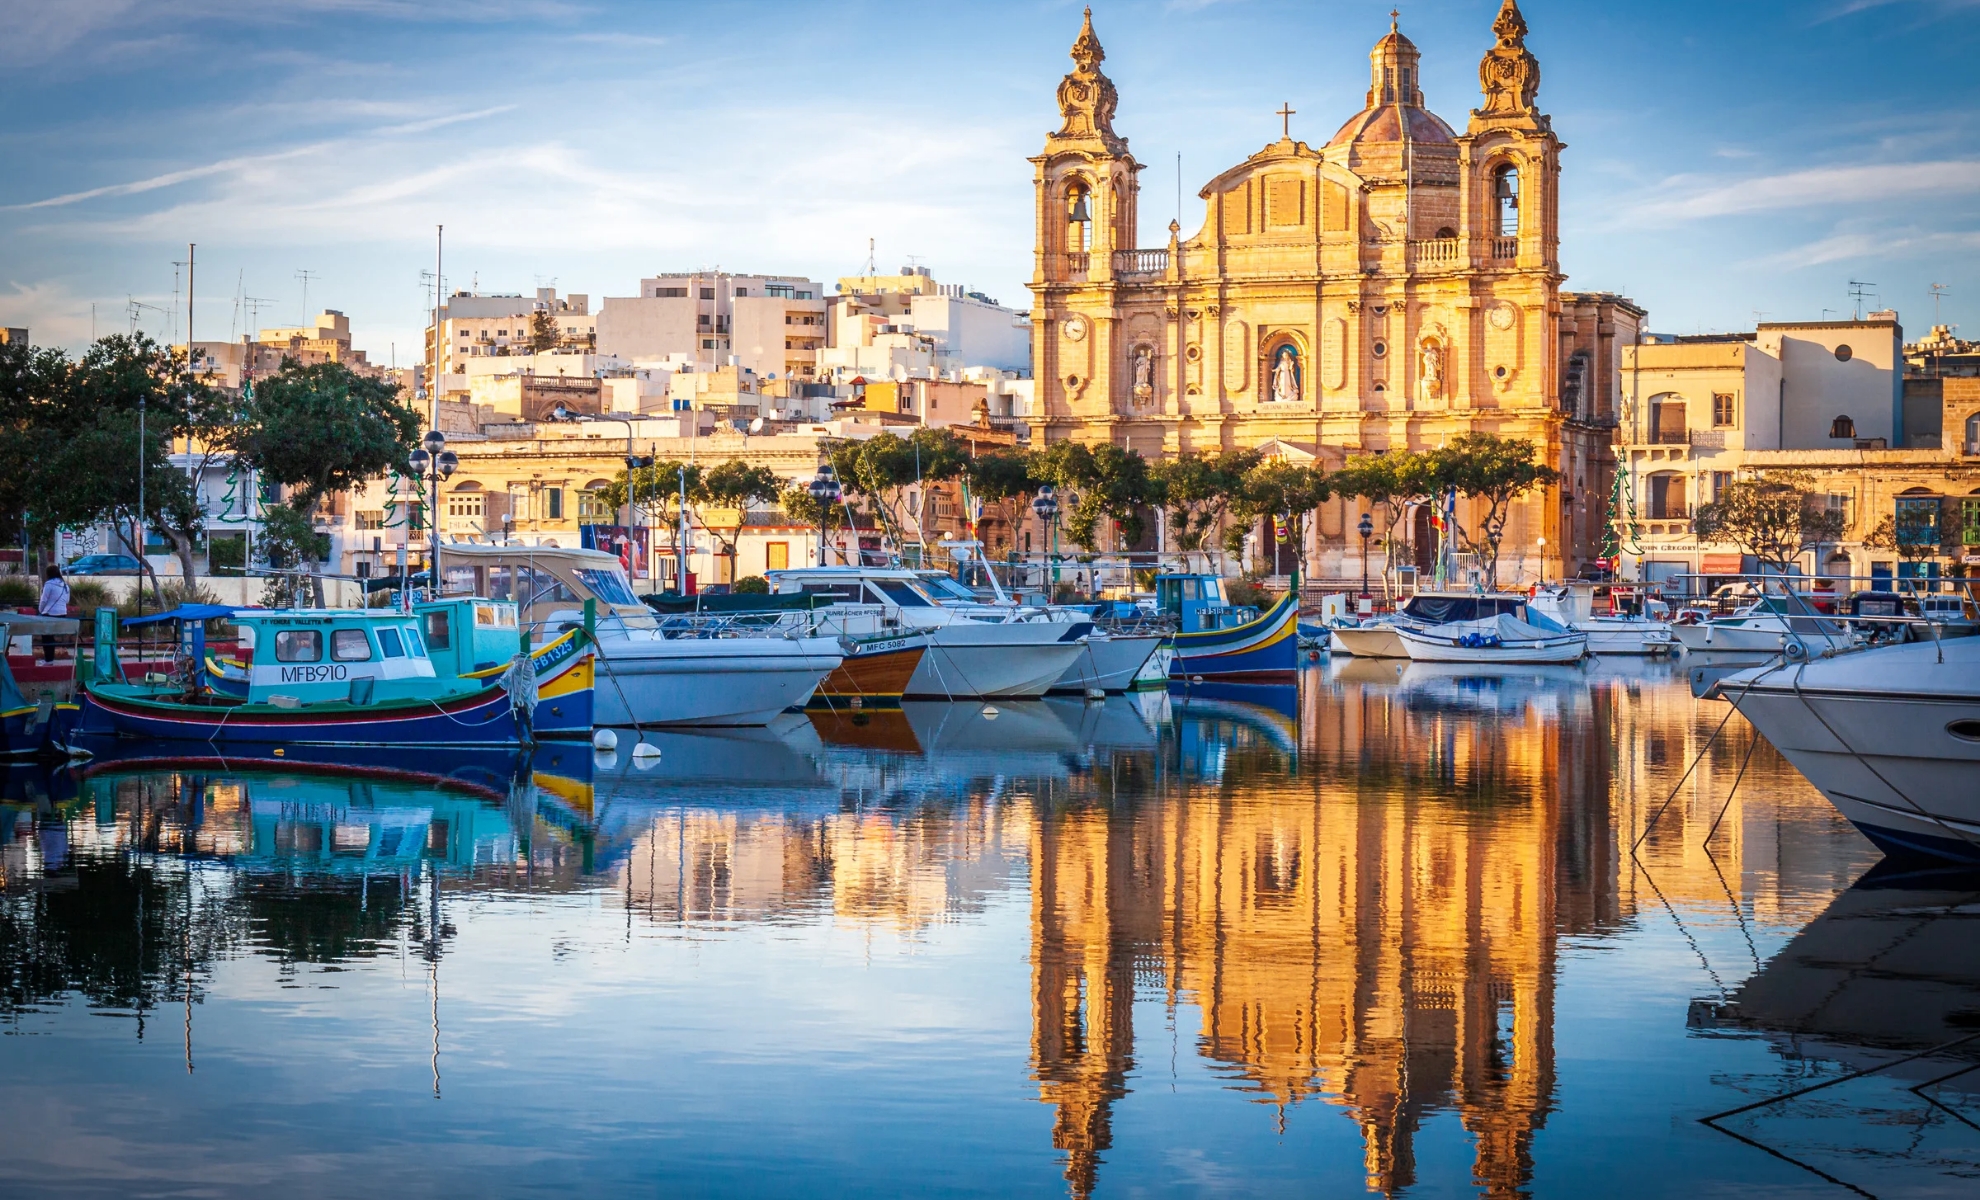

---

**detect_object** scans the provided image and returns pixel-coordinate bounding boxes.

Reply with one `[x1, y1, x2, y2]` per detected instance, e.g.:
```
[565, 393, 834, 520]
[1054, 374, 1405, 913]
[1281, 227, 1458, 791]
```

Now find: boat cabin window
[870, 581, 933, 607]
[920, 576, 977, 602]
[517, 566, 578, 606]
[377, 627, 406, 658]
[486, 565, 514, 602]
[423, 611, 451, 650]
[331, 629, 373, 661]
[574, 568, 639, 606]
[799, 582, 864, 602]
[444, 565, 475, 596]
[1179, 579, 1199, 600]
[274, 630, 322, 663]
[474, 603, 517, 629]
[404, 628, 427, 658]
[1201, 579, 1223, 604]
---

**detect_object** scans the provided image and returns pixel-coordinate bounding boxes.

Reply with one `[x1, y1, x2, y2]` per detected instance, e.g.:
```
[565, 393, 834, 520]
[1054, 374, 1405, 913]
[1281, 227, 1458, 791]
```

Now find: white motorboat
[1529, 585, 1673, 654]
[432, 543, 843, 727]
[1396, 613, 1589, 664]
[1332, 592, 1540, 658]
[1716, 636, 1980, 863]
[1669, 597, 1852, 656]
[768, 567, 1090, 699]
[912, 568, 1161, 694]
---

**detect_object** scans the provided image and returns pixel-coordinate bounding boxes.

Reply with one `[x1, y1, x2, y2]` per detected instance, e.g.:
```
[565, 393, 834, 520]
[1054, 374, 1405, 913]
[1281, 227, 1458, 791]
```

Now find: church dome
[1327, 105, 1457, 148]
[1326, 16, 1458, 148]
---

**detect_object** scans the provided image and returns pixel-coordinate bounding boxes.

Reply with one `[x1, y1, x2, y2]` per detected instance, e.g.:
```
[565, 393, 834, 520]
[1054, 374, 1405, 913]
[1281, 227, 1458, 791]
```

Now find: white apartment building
[1618, 313, 1906, 582]
[425, 288, 594, 402]
[595, 272, 828, 383]
[823, 266, 1030, 380]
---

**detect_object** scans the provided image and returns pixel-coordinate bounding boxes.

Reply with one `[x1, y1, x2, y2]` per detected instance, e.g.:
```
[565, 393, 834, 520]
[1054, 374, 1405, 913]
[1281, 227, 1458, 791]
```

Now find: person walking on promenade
[37, 564, 70, 663]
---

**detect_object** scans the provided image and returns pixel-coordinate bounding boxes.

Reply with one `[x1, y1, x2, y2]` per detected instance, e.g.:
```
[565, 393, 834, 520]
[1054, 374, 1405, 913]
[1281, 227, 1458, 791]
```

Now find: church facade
[1027, 2, 1643, 581]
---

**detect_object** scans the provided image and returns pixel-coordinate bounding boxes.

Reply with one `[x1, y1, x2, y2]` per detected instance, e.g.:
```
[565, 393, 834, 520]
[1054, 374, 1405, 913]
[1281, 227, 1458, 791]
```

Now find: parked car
[64, 553, 144, 576]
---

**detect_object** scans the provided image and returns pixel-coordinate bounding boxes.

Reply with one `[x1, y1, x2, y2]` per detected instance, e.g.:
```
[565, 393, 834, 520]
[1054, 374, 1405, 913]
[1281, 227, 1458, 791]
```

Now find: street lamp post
[1032, 484, 1060, 594]
[1357, 511, 1374, 601]
[549, 405, 653, 582]
[809, 463, 841, 565]
[406, 428, 457, 598]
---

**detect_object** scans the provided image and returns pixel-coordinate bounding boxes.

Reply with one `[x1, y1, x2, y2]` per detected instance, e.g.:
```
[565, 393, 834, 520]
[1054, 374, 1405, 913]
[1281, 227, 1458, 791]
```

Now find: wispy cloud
[1621, 160, 1980, 224]
[2, 106, 516, 211]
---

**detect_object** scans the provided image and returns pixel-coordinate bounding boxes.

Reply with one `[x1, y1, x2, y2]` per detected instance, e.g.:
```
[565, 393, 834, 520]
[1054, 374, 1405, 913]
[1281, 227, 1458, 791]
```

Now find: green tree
[966, 449, 1047, 559]
[701, 459, 784, 581]
[2, 335, 230, 604]
[1151, 449, 1259, 567]
[256, 505, 332, 607]
[1231, 460, 1330, 582]
[1693, 470, 1845, 575]
[1430, 433, 1558, 588]
[839, 428, 968, 548]
[233, 360, 419, 604]
[599, 461, 705, 567]
[1033, 441, 1160, 550]
[528, 310, 559, 353]
[1329, 450, 1437, 594]
[1862, 499, 1945, 571]
[778, 484, 846, 563]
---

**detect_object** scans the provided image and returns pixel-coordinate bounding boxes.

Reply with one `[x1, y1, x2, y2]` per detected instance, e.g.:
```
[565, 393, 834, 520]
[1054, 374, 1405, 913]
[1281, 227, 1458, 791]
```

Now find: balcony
[1410, 237, 1461, 269]
[1491, 236, 1518, 260]
[1063, 252, 1091, 280]
[1690, 429, 1726, 448]
[1113, 248, 1169, 277]
[1647, 427, 1693, 446]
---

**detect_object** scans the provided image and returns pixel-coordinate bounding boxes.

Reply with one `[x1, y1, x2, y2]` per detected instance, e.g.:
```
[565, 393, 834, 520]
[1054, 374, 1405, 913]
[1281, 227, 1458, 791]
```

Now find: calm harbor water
[3, 660, 1976, 1198]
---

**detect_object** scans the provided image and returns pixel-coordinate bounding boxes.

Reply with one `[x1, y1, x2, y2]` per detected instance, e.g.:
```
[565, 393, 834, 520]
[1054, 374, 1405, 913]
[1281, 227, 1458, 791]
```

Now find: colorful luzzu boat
[0, 613, 81, 758]
[73, 600, 593, 750]
[1157, 574, 1299, 682]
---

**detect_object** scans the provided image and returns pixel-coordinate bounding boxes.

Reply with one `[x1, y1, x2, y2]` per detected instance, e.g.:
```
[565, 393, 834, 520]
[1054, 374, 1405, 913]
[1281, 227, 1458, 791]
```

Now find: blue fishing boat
[72, 603, 581, 750]
[1, 613, 81, 758]
[1155, 574, 1299, 681]
[201, 598, 594, 739]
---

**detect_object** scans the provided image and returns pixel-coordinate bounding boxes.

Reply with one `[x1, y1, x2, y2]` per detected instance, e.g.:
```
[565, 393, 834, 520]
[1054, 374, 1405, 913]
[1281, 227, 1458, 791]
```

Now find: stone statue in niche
[1270, 344, 1301, 404]
[1419, 340, 1444, 401]
[1131, 346, 1154, 401]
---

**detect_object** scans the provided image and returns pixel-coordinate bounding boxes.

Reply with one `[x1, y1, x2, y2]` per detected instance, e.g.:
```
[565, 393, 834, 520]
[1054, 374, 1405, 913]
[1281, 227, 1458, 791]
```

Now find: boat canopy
[121, 604, 256, 628]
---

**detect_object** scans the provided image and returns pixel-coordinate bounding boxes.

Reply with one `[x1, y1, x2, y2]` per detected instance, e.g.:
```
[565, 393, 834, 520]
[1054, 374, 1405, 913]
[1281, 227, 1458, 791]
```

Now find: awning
[1699, 553, 1744, 574]
[120, 604, 257, 628]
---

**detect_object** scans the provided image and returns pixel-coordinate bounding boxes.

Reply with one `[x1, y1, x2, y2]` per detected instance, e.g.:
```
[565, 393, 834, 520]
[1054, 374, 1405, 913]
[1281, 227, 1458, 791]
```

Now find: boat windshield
[870, 580, 934, 608]
[575, 568, 640, 607]
[919, 576, 978, 603]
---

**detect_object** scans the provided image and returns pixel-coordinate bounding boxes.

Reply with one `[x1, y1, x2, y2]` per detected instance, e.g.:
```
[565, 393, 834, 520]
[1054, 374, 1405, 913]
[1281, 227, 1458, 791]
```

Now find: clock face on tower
[1489, 302, 1518, 331]
[1063, 314, 1089, 342]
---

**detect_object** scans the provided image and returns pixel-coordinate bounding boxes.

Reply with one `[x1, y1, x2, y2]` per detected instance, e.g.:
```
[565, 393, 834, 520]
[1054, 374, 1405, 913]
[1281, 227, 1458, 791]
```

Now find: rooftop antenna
[295, 268, 319, 325]
[243, 295, 277, 335]
[1931, 282, 1950, 324]
[230, 269, 244, 342]
[169, 256, 185, 345]
[1847, 280, 1875, 321]
[864, 237, 876, 277]
[186, 243, 195, 353]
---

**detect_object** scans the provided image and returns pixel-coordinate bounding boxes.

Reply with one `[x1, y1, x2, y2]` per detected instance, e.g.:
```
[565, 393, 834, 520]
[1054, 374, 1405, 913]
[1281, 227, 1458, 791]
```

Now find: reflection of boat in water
[1165, 681, 1299, 767]
[1043, 695, 1161, 752]
[1330, 656, 1409, 686]
[73, 738, 528, 797]
[804, 701, 1083, 766]
[1395, 661, 1591, 719]
[1700, 861, 1980, 1092]
[73, 755, 528, 874]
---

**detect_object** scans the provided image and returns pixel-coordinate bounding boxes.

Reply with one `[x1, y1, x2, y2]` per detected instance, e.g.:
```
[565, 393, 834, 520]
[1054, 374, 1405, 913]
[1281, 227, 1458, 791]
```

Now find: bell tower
[1031, 8, 1143, 441]
[1462, 0, 1558, 272]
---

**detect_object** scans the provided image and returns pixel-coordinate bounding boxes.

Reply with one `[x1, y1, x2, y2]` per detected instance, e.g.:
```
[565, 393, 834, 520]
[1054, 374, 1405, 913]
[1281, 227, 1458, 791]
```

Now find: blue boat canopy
[120, 604, 259, 628]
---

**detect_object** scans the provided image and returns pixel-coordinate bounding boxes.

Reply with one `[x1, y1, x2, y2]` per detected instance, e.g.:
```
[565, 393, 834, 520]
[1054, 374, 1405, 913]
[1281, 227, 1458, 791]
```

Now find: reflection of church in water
[1029, 677, 1622, 1198]
[1029, 1, 1644, 577]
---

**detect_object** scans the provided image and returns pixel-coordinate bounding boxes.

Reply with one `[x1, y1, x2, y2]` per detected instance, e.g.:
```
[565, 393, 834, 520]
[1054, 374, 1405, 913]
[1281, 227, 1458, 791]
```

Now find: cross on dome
[1277, 101, 1295, 139]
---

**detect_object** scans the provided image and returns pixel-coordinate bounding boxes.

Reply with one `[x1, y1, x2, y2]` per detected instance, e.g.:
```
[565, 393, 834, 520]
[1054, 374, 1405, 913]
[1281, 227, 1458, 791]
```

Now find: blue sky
[3, 0, 1978, 359]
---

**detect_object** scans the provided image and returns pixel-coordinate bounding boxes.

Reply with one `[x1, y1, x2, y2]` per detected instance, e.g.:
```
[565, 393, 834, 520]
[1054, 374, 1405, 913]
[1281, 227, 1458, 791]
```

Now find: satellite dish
[749, 417, 765, 433]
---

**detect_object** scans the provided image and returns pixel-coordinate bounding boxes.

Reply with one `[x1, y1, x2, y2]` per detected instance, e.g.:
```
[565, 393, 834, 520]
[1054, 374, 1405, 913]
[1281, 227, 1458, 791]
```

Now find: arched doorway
[1412, 505, 1434, 573]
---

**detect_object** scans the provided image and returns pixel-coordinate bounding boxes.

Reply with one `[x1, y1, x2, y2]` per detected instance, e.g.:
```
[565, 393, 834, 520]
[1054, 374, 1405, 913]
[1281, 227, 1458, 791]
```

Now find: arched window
[1646, 472, 1687, 521]
[1433, 226, 1456, 240]
[1648, 392, 1686, 445]
[1830, 415, 1856, 440]
[1964, 413, 1980, 455]
[1492, 164, 1520, 238]
[1065, 181, 1093, 254]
